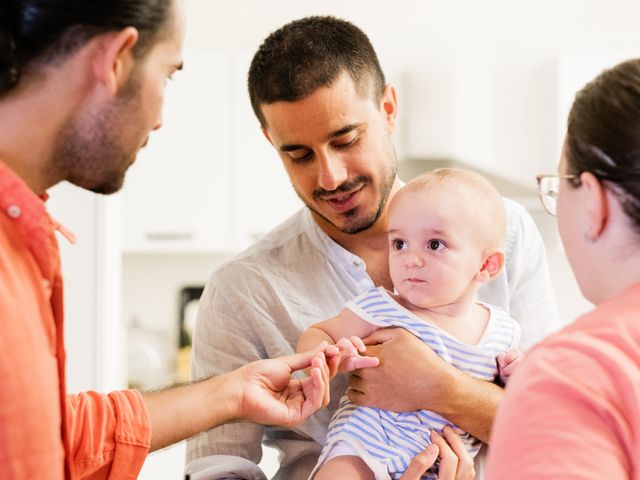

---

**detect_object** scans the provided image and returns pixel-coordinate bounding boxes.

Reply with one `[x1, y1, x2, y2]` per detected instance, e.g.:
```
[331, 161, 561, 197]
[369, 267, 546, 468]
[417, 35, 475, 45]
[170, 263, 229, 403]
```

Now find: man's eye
[288, 150, 313, 162]
[334, 135, 358, 149]
[427, 240, 446, 251]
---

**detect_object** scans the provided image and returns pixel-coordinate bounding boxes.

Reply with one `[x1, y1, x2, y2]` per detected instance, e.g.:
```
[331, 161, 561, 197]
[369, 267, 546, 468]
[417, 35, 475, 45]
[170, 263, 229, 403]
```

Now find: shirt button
[42, 279, 52, 297]
[7, 205, 21, 218]
[353, 261, 361, 268]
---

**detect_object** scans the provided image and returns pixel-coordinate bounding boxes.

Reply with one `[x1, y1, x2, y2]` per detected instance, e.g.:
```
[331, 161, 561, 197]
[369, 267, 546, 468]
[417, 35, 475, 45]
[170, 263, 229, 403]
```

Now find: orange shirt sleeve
[65, 390, 151, 480]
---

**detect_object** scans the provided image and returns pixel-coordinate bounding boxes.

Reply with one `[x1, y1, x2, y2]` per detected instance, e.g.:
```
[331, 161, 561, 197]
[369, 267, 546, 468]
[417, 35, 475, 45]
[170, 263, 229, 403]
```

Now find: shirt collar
[0, 160, 55, 273]
[301, 208, 368, 271]
[300, 180, 404, 272]
[0, 161, 75, 277]
[0, 160, 49, 232]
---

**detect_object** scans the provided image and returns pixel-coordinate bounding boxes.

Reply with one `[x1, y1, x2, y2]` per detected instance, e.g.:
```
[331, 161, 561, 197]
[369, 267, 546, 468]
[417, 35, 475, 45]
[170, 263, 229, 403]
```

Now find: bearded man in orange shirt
[0, 1, 331, 478]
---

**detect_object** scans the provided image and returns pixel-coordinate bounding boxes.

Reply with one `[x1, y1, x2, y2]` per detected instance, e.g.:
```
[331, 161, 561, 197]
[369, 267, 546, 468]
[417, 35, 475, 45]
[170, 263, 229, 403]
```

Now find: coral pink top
[487, 283, 640, 479]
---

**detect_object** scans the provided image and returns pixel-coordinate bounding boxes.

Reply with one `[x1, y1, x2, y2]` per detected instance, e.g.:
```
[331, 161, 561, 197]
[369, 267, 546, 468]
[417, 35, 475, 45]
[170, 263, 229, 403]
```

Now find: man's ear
[380, 83, 398, 134]
[91, 27, 139, 96]
[581, 171, 609, 241]
[475, 249, 505, 283]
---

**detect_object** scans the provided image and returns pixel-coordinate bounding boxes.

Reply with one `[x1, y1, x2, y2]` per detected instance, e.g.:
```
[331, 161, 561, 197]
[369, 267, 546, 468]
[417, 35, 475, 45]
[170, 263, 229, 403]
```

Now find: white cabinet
[122, 49, 301, 254]
[122, 50, 234, 253]
[230, 52, 301, 249]
[401, 65, 458, 160]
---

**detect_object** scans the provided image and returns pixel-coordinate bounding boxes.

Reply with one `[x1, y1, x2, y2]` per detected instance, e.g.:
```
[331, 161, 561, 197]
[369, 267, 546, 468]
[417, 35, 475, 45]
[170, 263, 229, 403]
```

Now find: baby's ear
[475, 249, 505, 283]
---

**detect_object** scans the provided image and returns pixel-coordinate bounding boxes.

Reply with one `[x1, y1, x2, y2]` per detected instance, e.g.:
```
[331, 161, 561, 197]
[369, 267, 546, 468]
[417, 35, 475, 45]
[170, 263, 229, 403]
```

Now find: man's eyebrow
[279, 124, 361, 152]
[280, 143, 307, 153]
[327, 123, 361, 140]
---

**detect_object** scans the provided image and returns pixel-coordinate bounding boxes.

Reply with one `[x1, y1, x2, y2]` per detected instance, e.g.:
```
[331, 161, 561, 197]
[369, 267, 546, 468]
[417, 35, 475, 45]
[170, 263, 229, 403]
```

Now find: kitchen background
[46, 0, 640, 477]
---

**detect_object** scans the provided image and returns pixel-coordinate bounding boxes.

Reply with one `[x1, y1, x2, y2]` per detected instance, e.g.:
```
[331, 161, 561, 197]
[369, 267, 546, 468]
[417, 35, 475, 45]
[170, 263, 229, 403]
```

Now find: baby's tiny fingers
[350, 336, 366, 352]
[325, 344, 339, 355]
[336, 337, 358, 354]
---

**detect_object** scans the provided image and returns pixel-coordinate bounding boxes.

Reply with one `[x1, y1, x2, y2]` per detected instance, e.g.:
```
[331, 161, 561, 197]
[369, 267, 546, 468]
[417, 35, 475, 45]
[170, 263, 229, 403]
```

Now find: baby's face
[387, 187, 488, 309]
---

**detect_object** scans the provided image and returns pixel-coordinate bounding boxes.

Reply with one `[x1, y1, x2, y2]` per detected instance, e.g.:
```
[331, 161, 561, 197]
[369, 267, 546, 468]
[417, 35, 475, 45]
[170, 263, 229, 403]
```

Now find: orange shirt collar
[0, 161, 75, 278]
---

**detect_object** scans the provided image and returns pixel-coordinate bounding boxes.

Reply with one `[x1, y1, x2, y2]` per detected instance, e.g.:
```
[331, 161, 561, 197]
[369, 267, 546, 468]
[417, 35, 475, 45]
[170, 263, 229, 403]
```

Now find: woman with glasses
[486, 58, 640, 478]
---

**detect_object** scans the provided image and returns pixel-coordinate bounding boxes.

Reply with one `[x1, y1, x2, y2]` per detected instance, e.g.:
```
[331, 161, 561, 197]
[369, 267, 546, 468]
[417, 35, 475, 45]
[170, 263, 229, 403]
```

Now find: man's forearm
[143, 373, 238, 452]
[435, 369, 503, 444]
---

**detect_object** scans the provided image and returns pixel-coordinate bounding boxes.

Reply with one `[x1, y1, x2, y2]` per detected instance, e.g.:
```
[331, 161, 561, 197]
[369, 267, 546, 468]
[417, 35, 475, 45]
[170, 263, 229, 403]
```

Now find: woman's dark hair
[566, 58, 640, 232]
[248, 16, 386, 127]
[0, 0, 172, 94]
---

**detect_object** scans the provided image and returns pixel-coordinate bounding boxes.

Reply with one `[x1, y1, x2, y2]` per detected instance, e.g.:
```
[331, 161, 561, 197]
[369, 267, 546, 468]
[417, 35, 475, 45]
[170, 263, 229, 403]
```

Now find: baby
[298, 168, 522, 480]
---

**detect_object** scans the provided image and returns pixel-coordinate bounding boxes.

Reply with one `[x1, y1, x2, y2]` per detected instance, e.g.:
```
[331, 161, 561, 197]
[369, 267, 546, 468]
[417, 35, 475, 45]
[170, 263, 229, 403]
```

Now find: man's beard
[299, 154, 397, 235]
[50, 70, 143, 195]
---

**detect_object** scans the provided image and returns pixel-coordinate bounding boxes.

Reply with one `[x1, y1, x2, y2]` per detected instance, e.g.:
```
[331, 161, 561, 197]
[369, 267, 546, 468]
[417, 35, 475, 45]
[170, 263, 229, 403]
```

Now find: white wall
[186, 0, 640, 175]
[47, 184, 125, 393]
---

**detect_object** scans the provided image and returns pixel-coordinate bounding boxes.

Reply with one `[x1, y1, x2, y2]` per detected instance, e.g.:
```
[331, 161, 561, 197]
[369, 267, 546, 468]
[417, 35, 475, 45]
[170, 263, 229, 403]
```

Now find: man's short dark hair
[248, 16, 386, 127]
[0, 0, 172, 94]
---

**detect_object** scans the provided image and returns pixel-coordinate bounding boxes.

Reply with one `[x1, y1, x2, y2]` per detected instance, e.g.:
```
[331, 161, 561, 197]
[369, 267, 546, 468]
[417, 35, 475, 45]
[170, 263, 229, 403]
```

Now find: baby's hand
[323, 336, 379, 378]
[326, 336, 365, 358]
[497, 347, 524, 384]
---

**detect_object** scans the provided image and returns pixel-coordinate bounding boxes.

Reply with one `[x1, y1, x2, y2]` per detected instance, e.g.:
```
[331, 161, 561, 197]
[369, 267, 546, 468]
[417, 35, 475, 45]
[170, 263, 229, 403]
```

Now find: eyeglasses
[535, 174, 577, 216]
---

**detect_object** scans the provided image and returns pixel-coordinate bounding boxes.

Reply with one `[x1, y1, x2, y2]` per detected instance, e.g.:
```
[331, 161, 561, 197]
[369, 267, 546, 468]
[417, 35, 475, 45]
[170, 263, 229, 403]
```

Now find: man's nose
[152, 113, 163, 131]
[317, 152, 348, 192]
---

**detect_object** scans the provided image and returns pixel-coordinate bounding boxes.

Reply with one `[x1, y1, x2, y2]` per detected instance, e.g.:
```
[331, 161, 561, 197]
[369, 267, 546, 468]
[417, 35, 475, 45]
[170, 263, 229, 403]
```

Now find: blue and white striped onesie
[314, 287, 521, 480]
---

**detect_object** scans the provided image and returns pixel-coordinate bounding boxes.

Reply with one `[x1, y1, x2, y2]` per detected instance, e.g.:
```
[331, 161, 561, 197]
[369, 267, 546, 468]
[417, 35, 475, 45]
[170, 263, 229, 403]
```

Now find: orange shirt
[0, 161, 151, 479]
[487, 283, 640, 479]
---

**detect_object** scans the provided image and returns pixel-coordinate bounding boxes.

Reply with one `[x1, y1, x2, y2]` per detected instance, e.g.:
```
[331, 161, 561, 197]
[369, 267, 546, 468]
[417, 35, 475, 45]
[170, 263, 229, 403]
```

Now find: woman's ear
[580, 171, 608, 241]
[476, 249, 505, 283]
[91, 27, 139, 96]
